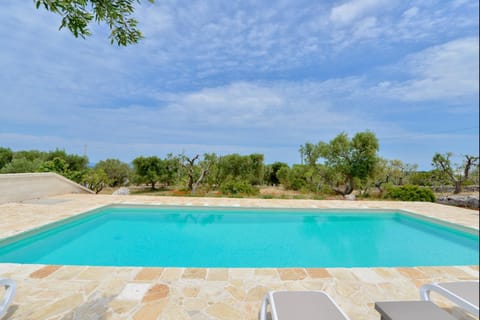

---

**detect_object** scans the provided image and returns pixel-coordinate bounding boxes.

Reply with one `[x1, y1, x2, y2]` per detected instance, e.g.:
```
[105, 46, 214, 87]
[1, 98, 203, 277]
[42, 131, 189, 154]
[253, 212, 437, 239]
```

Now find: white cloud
[392, 1, 478, 42]
[351, 16, 380, 40]
[0, 0, 478, 169]
[328, 0, 479, 50]
[165, 83, 283, 126]
[402, 7, 419, 19]
[330, 0, 389, 25]
[1, 78, 395, 158]
[376, 37, 479, 101]
[136, 4, 174, 37]
[452, 0, 471, 8]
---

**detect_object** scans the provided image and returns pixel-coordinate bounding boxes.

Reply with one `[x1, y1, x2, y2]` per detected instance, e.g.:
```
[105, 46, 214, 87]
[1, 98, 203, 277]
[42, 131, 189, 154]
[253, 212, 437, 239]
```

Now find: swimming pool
[0, 205, 478, 267]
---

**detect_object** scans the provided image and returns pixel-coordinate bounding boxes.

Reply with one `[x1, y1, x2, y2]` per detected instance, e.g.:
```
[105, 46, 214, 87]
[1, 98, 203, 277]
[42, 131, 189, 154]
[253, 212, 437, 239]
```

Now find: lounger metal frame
[420, 281, 479, 317]
[0, 278, 16, 318]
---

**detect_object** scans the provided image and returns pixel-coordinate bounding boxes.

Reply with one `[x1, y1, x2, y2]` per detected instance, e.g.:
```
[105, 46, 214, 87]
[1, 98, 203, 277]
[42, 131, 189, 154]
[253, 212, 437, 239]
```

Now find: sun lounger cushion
[437, 281, 479, 308]
[375, 301, 456, 320]
[260, 291, 350, 320]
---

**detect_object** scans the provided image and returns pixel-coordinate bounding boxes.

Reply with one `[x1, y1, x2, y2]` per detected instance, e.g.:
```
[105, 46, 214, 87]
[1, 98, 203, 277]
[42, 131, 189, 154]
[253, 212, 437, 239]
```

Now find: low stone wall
[0, 173, 93, 204]
[432, 185, 480, 192]
[437, 195, 479, 209]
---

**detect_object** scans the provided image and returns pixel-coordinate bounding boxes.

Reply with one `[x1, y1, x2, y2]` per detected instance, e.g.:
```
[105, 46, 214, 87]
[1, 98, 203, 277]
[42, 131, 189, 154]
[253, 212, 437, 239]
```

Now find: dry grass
[100, 185, 477, 204]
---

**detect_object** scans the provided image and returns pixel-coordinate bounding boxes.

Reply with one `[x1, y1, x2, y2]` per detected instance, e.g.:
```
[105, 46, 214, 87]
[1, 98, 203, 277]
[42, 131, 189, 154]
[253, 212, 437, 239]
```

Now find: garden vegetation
[0, 131, 478, 200]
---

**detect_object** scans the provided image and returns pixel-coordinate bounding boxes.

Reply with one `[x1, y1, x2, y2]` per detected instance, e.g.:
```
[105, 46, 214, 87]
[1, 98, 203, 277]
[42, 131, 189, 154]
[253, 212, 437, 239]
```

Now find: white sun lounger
[259, 291, 351, 320]
[420, 280, 479, 317]
[375, 300, 457, 320]
[0, 278, 16, 318]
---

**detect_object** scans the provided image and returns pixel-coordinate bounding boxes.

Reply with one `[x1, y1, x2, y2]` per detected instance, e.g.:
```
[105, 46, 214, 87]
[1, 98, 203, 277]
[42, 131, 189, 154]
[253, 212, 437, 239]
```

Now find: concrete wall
[0, 173, 94, 204]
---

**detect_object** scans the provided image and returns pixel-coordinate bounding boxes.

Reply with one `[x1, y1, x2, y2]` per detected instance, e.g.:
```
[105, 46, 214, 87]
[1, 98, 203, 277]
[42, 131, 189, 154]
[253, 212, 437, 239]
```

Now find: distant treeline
[1, 131, 478, 200]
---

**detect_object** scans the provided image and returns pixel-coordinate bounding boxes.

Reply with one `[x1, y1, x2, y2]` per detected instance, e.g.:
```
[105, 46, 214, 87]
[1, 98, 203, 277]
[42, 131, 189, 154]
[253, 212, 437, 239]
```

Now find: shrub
[82, 168, 109, 194]
[384, 185, 436, 202]
[312, 194, 325, 200]
[219, 179, 259, 196]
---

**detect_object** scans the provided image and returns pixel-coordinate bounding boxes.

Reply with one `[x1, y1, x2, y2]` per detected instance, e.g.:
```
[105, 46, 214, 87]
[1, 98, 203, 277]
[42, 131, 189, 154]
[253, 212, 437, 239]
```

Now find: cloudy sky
[1, 0, 478, 169]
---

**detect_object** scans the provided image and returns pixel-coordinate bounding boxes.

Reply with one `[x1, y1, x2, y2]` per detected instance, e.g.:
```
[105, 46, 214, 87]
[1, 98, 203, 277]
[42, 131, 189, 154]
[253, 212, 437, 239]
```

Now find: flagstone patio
[1, 195, 478, 319]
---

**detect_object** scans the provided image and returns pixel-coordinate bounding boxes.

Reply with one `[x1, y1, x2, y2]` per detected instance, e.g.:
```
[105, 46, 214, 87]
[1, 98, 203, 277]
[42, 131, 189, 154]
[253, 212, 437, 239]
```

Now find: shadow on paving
[60, 294, 116, 320]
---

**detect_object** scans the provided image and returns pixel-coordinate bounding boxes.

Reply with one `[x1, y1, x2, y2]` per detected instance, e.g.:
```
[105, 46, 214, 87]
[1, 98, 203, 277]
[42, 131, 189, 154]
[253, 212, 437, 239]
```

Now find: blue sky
[1, 0, 478, 169]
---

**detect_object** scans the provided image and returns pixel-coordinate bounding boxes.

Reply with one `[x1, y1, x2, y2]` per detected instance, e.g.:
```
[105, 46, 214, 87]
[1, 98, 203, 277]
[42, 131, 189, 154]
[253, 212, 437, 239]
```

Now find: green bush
[219, 179, 259, 196]
[290, 178, 307, 191]
[384, 185, 436, 202]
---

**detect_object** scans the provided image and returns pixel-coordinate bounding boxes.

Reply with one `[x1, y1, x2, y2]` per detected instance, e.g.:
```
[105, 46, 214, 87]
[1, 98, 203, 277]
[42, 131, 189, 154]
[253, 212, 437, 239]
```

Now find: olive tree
[0, 157, 44, 173]
[161, 153, 182, 187]
[43, 149, 89, 182]
[318, 131, 379, 195]
[180, 154, 216, 194]
[298, 142, 329, 192]
[216, 154, 265, 186]
[95, 158, 131, 187]
[35, 0, 154, 46]
[299, 142, 321, 167]
[0, 147, 13, 170]
[432, 153, 479, 194]
[276, 165, 308, 191]
[82, 168, 109, 193]
[39, 157, 69, 173]
[0, 148, 88, 182]
[264, 162, 289, 186]
[132, 156, 163, 190]
[370, 159, 418, 193]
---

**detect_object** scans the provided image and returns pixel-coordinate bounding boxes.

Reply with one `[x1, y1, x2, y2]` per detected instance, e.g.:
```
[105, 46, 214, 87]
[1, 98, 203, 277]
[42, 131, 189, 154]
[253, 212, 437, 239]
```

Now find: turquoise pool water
[0, 206, 478, 267]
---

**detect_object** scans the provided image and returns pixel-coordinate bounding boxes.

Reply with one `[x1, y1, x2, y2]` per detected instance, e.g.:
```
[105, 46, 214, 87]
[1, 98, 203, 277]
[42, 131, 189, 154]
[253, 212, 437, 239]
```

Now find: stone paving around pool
[1, 194, 479, 320]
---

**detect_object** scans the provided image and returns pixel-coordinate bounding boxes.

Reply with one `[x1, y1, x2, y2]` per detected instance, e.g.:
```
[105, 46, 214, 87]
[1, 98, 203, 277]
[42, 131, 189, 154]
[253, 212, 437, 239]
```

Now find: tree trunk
[342, 176, 355, 195]
[375, 179, 386, 193]
[333, 178, 354, 195]
[454, 180, 462, 194]
[344, 183, 354, 195]
[187, 175, 194, 191]
[182, 155, 211, 194]
[191, 168, 208, 195]
[184, 155, 199, 192]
